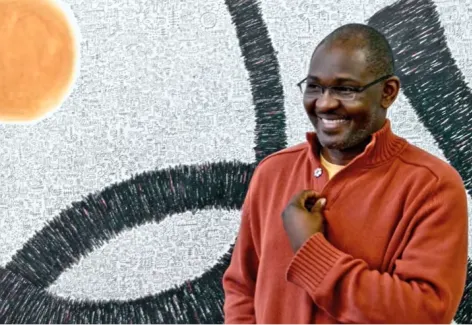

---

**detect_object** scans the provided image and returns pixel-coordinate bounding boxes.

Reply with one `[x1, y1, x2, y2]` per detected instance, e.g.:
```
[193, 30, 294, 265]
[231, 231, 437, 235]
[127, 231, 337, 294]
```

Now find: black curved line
[1, 0, 288, 323]
[368, 0, 472, 322]
[0, 247, 235, 324]
[225, 0, 287, 162]
[2, 162, 255, 323]
[7, 0, 472, 323]
[6, 162, 254, 288]
[368, 0, 472, 196]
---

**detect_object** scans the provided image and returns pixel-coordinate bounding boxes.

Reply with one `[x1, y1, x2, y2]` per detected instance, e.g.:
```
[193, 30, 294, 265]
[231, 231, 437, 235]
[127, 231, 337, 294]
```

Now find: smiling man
[222, 23, 468, 323]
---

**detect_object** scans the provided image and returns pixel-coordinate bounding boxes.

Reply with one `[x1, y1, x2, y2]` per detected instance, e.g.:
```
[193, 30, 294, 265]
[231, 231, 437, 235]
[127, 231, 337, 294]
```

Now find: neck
[321, 137, 372, 166]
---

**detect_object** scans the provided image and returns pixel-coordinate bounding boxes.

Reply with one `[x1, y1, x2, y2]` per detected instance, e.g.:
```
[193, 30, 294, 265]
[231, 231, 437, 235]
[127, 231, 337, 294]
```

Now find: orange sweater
[222, 120, 468, 323]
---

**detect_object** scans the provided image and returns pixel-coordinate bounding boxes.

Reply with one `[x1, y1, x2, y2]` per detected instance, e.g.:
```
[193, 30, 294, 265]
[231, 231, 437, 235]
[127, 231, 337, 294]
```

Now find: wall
[0, 0, 471, 323]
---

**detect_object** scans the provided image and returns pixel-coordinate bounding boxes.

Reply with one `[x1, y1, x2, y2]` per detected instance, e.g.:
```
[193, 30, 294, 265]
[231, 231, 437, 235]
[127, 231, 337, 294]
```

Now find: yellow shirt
[320, 154, 345, 179]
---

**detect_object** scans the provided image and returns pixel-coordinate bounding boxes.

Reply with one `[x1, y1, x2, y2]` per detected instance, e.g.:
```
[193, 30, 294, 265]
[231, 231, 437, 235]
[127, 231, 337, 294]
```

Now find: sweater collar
[305, 119, 407, 167]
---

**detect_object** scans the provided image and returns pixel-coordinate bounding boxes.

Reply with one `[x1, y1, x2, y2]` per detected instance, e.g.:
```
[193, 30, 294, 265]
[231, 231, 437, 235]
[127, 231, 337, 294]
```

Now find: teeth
[321, 118, 347, 123]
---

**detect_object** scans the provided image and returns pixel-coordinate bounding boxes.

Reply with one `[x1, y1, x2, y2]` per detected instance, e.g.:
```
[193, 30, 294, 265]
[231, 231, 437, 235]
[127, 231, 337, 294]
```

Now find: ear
[381, 76, 401, 109]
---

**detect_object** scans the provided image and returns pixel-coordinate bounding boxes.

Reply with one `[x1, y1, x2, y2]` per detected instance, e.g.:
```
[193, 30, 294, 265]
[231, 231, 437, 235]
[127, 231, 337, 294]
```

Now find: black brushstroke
[225, 0, 287, 162]
[368, 0, 472, 196]
[0, 0, 287, 322]
[456, 259, 472, 324]
[1, 162, 253, 323]
[0, 248, 235, 324]
[2, 0, 472, 323]
[6, 162, 253, 288]
[368, 0, 472, 322]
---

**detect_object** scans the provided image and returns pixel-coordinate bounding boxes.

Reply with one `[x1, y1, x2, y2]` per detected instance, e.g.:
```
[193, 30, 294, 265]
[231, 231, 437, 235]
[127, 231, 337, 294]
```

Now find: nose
[315, 89, 340, 113]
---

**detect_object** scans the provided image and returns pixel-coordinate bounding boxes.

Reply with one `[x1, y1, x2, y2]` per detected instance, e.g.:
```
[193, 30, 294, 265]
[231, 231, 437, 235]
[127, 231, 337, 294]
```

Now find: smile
[318, 117, 350, 129]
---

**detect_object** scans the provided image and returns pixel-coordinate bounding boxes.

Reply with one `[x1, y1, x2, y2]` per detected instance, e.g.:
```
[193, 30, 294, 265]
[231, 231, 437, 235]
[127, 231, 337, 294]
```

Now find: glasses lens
[332, 90, 356, 101]
[298, 82, 356, 101]
[301, 83, 322, 98]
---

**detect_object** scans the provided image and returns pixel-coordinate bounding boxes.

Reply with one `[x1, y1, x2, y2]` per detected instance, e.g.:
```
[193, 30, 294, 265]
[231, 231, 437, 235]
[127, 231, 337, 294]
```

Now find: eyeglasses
[296, 74, 392, 101]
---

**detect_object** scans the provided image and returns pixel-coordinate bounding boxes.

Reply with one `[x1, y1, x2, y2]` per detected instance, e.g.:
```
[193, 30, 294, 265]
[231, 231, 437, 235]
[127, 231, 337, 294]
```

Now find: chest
[258, 166, 408, 272]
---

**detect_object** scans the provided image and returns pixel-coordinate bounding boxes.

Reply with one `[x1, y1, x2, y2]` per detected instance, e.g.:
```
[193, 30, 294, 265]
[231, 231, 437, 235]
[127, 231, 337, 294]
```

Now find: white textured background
[0, 0, 471, 304]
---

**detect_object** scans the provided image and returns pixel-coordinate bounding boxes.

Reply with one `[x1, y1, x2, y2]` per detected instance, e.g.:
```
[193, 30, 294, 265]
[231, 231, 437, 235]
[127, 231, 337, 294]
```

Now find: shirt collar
[305, 119, 408, 168]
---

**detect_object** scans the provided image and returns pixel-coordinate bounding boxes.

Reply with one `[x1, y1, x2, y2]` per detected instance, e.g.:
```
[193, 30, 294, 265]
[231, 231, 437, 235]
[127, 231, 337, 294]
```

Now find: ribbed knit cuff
[286, 233, 345, 294]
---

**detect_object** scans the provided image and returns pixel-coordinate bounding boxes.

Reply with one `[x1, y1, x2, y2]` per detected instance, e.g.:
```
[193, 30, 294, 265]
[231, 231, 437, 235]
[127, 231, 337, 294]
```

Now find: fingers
[287, 190, 322, 210]
[298, 189, 320, 203]
[310, 198, 326, 214]
[289, 190, 321, 211]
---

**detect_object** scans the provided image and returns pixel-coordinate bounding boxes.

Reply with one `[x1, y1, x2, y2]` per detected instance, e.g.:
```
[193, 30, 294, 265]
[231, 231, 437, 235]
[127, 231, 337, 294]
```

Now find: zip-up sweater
[222, 120, 468, 324]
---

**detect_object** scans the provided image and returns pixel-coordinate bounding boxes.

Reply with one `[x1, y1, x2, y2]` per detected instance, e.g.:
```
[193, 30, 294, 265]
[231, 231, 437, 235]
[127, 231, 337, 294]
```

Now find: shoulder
[260, 142, 308, 163]
[399, 142, 465, 191]
[257, 142, 308, 172]
[248, 142, 309, 186]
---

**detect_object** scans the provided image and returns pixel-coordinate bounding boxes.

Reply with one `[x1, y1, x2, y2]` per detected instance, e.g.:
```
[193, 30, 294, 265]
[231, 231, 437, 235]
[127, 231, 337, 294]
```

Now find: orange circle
[0, 0, 79, 123]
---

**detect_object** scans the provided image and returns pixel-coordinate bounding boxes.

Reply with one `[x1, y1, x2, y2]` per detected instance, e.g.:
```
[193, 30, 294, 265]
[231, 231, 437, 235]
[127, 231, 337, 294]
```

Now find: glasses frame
[296, 74, 393, 100]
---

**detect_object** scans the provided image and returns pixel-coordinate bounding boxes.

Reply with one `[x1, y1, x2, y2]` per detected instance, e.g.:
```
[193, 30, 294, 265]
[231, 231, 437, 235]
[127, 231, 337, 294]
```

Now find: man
[222, 23, 468, 323]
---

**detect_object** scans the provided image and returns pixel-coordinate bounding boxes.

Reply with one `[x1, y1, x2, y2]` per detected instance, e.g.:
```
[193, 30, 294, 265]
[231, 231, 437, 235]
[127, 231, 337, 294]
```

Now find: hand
[282, 190, 326, 252]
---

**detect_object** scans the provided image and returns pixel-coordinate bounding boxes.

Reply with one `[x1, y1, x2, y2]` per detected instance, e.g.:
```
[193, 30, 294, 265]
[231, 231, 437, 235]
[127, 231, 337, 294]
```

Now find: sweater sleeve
[222, 192, 259, 324]
[286, 175, 469, 324]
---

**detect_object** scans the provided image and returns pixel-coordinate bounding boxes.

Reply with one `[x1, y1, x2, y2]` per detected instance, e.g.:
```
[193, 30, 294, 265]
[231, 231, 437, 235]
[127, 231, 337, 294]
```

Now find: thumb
[311, 198, 326, 214]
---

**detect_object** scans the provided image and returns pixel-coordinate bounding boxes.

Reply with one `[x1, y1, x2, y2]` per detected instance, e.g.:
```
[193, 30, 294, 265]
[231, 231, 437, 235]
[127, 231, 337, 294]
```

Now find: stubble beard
[322, 117, 377, 151]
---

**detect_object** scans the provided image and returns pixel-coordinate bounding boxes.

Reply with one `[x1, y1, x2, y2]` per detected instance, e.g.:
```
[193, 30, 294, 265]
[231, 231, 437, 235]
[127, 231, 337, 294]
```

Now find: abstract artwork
[0, 0, 471, 323]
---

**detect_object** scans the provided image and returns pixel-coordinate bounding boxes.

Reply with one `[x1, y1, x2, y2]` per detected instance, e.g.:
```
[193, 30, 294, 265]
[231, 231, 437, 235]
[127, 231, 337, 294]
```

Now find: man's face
[304, 44, 387, 151]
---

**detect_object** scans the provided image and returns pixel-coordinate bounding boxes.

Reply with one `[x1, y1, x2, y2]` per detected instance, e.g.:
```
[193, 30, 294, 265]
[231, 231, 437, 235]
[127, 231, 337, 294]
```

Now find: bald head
[314, 23, 395, 78]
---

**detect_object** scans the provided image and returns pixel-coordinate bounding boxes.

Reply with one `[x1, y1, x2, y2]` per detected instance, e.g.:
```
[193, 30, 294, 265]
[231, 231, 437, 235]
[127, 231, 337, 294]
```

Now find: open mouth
[317, 117, 350, 129]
